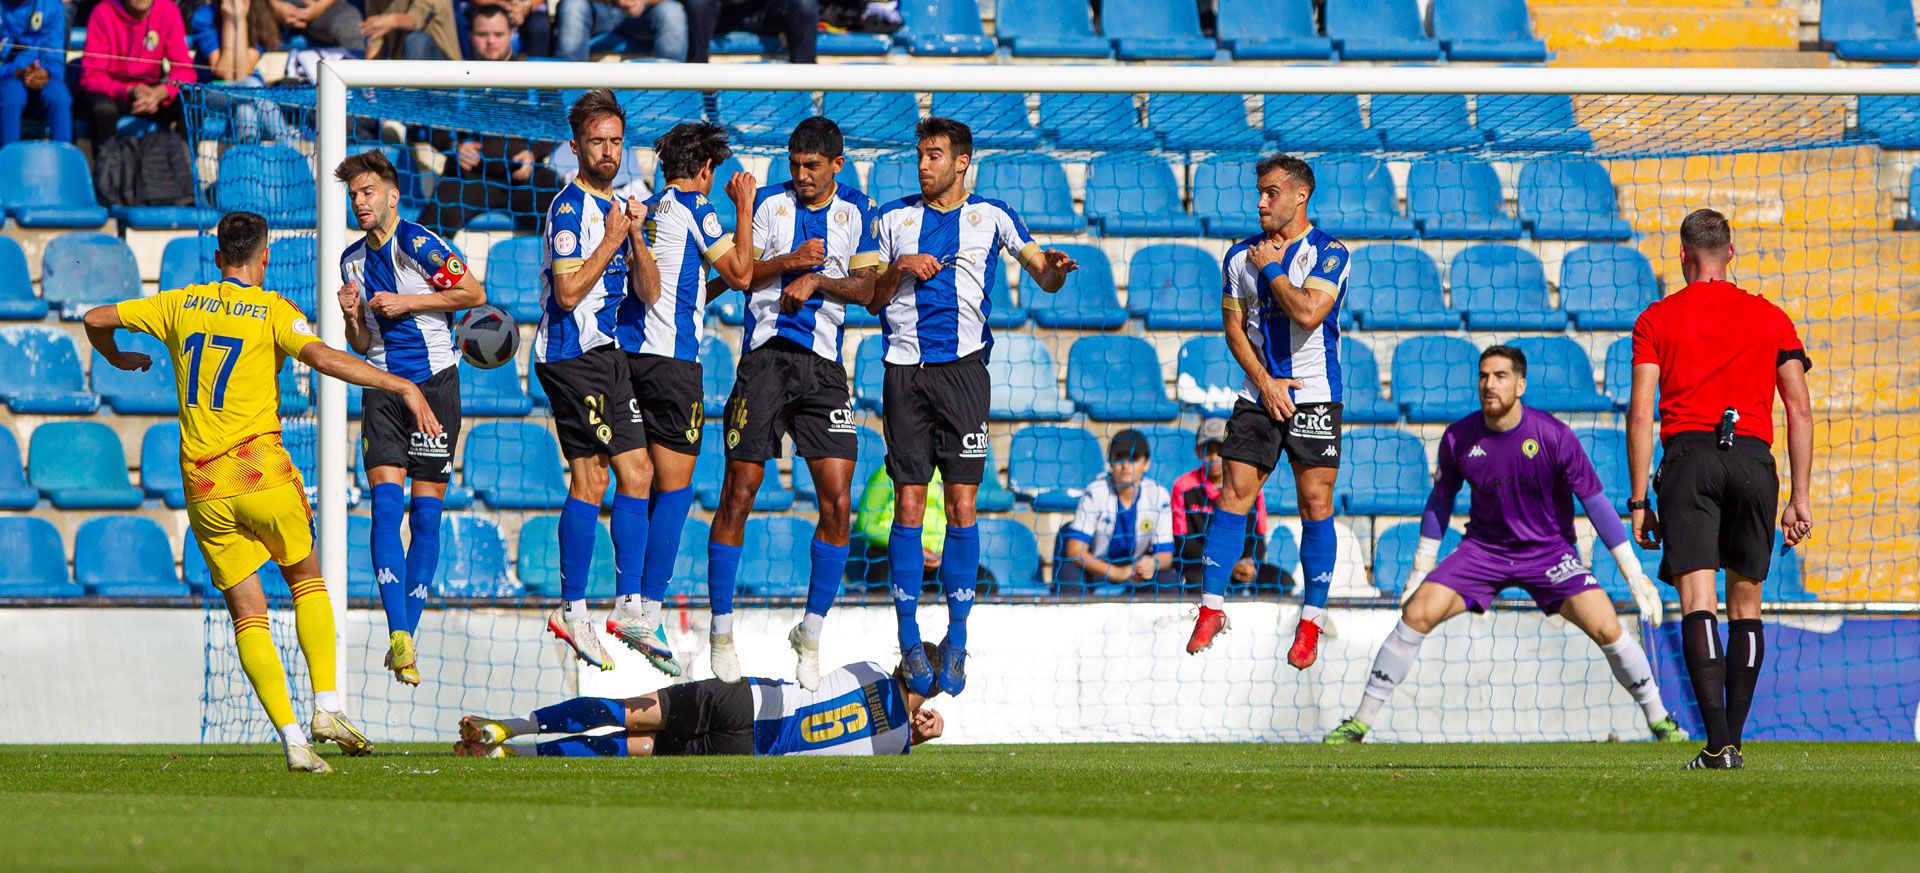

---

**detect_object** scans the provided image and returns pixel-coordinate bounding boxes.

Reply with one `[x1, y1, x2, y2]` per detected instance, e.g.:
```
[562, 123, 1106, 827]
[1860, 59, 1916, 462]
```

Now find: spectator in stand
[362, 0, 462, 59]
[855, 466, 945, 587]
[188, 0, 300, 142]
[1172, 418, 1281, 591]
[552, 0, 688, 61]
[684, 0, 817, 64]
[272, 0, 365, 52]
[0, 0, 72, 145]
[1057, 429, 1175, 589]
[411, 4, 562, 235]
[80, 0, 194, 144]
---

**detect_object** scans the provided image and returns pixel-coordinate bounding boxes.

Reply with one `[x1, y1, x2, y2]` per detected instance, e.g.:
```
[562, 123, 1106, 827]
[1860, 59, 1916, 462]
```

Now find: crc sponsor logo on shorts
[960, 426, 988, 459]
[828, 405, 856, 436]
[1291, 406, 1336, 441]
[1545, 553, 1587, 585]
[410, 431, 452, 460]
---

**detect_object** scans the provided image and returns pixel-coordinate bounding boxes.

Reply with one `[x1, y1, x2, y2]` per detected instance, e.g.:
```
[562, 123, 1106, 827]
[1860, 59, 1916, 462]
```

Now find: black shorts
[653, 678, 755, 756]
[723, 339, 858, 464]
[1654, 432, 1780, 584]
[881, 353, 989, 485]
[532, 345, 647, 461]
[628, 353, 705, 456]
[361, 365, 462, 482]
[1218, 398, 1342, 473]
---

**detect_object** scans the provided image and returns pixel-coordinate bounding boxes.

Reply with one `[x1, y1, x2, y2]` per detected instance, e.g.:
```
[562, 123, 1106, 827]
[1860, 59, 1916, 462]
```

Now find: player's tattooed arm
[1222, 300, 1303, 421]
[301, 343, 443, 439]
[780, 265, 878, 314]
[753, 238, 825, 283]
[1247, 241, 1336, 331]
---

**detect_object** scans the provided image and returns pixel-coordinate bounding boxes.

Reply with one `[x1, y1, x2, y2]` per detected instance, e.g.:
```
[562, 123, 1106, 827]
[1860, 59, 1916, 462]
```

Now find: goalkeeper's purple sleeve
[1583, 492, 1632, 551]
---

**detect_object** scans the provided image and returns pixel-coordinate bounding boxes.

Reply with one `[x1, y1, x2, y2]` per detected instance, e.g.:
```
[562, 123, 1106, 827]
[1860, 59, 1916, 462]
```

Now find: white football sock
[1301, 605, 1326, 626]
[712, 613, 735, 635]
[801, 612, 825, 641]
[279, 723, 310, 747]
[1355, 620, 1427, 724]
[640, 598, 663, 625]
[502, 716, 538, 737]
[1200, 593, 1225, 610]
[314, 691, 344, 713]
[1601, 635, 1669, 724]
[613, 594, 643, 616]
[565, 599, 587, 622]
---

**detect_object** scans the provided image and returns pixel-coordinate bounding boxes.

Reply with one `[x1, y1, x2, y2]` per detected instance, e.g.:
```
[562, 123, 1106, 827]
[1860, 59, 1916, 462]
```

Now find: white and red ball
[456, 305, 519, 370]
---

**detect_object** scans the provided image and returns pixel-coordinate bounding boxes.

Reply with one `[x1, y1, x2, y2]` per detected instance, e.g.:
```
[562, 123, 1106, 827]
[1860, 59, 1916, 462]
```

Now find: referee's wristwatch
[1627, 498, 1651, 511]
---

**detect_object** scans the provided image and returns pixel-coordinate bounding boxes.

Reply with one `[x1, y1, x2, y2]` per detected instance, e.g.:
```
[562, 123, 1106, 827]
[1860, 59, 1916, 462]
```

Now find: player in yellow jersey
[83, 212, 443, 773]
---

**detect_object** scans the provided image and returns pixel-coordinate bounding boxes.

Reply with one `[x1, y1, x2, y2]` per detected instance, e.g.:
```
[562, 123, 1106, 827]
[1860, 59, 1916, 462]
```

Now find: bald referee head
[1626, 208, 1815, 770]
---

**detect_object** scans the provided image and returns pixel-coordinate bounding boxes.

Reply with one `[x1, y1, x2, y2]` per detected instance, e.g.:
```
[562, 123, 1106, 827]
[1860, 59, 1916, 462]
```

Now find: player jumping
[83, 211, 444, 772]
[1187, 154, 1346, 669]
[707, 117, 880, 689]
[868, 117, 1078, 697]
[455, 656, 944, 757]
[1323, 345, 1685, 744]
[531, 88, 661, 671]
[333, 149, 487, 686]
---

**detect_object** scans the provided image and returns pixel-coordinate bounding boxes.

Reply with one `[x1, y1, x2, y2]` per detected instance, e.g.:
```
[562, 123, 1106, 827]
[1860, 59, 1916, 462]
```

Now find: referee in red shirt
[1627, 208, 1815, 770]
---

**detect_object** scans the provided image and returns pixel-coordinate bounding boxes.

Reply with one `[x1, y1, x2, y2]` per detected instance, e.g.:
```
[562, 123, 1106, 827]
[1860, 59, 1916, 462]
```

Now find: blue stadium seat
[716, 90, 814, 147]
[159, 234, 218, 292]
[692, 425, 792, 511]
[1216, 0, 1335, 60]
[700, 336, 735, 413]
[0, 236, 47, 320]
[1310, 159, 1416, 239]
[1264, 94, 1383, 152]
[263, 237, 319, 315]
[1372, 522, 1462, 599]
[1008, 425, 1104, 512]
[282, 360, 312, 412]
[974, 152, 1081, 233]
[865, 152, 921, 205]
[1507, 337, 1609, 413]
[75, 516, 189, 597]
[1345, 244, 1457, 330]
[1191, 155, 1261, 237]
[739, 516, 814, 597]
[0, 517, 79, 596]
[1067, 336, 1178, 421]
[666, 517, 710, 600]
[515, 514, 614, 598]
[1518, 161, 1633, 240]
[1136, 425, 1195, 494]
[91, 333, 178, 414]
[978, 517, 1047, 594]
[1325, 0, 1441, 60]
[1822, 0, 1920, 61]
[1102, 0, 1216, 59]
[988, 334, 1074, 421]
[1339, 428, 1430, 515]
[994, 0, 1111, 57]
[215, 144, 317, 225]
[1859, 96, 1920, 147]
[433, 515, 518, 598]
[1340, 338, 1400, 423]
[484, 237, 545, 324]
[1392, 336, 1479, 422]
[651, 156, 748, 234]
[611, 88, 704, 144]
[1560, 245, 1657, 330]
[978, 441, 1018, 512]
[0, 327, 97, 414]
[1431, 0, 1547, 61]
[1127, 244, 1220, 330]
[899, 0, 997, 55]
[1174, 336, 1237, 415]
[1477, 95, 1593, 151]
[1263, 466, 1299, 515]
[1448, 245, 1567, 330]
[29, 421, 143, 509]
[1573, 427, 1631, 515]
[1025, 244, 1126, 329]
[0, 141, 109, 227]
[1603, 336, 1634, 409]
[1370, 94, 1485, 151]
[41, 232, 140, 317]
[1084, 154, 1201, 236]
[853, 334, 885, 412]
[181, 527, 288, 597]
[1151, 93, 1262, 152]
[791, 425, 885, 507]
[823, 91, 918, 149]
[1409, 160, 1522, 239]
[982, 257, 1028, 329]
[464, 422, 569, 509]
[140, 423, 186, 508]
[1040, 93, 1155, 150]
[460, 359, 532, 417]
[0, 426, 35, 509]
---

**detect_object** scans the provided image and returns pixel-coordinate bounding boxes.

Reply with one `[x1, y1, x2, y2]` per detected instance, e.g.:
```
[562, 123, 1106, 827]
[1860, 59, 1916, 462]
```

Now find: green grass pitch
[3, 742, 1916, 871]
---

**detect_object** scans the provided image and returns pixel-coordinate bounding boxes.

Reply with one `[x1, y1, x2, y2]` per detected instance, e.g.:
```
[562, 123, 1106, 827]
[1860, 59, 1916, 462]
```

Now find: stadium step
[1532, 5, 1802, 54]
[1549, 48, 1832, 68]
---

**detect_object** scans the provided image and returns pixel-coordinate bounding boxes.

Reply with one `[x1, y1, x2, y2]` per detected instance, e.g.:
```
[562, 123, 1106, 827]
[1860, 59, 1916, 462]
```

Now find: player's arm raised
[782, 266, 878, 314]
[302, 343, 442, 439]
[1247, 241, 1337, 331]
[336, 281, 373, 355]
[550, 198, 633, 311]
[711, 171, 759, 291]
[625, 198, 661, 306]
[1019, 244, 1078, 293]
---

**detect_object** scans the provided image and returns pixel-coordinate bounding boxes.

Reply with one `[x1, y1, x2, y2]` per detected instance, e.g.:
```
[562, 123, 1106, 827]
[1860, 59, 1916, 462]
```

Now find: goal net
[192, 64, 1920, 745]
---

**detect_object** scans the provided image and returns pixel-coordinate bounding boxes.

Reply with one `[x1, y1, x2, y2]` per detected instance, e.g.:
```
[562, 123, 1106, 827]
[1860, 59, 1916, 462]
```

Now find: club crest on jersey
[967, 211, 981, 225]
[29, 10, 42, 29]
[144, 30, 158, 50]
[834, 209, 849, 224]
[1322, 251, 1342, 273]
[447, 258, 466, 275]
[702, 212, 723, 238]
[553, 230, 578, 256]
[1522, 438, 1540, 458]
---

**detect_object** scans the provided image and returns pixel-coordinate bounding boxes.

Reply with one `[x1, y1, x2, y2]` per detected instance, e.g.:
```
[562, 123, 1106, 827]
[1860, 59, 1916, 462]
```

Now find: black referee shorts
[653, 678, 755, 756]
[1655, 432, 1780, 584]
[881, 353, 989, 485]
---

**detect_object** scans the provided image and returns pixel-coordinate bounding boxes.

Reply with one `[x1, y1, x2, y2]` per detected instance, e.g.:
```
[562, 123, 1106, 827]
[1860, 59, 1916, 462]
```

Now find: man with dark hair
[532, 88, 662, 672]
[1187, 153, 1345, 669]
[1628, 208, 1815, 770]
[1057, 430, 1175, 589]
[333, 149, 487, 686]
[683, 0, 818, 64]
[706, 116, 879, 689]
[1325, 345, 1684, 745]
[867, 116, 1079, 696]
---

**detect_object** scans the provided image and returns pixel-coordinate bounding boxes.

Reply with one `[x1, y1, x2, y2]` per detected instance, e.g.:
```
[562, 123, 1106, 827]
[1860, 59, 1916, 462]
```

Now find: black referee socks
[1682, 611, 1733, 752]
[1725, 619, 1765, 749]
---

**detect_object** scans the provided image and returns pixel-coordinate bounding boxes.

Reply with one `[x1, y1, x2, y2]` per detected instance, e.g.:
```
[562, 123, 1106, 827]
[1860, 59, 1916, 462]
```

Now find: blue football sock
[806, 537, 849, 618]
[534, 696, 626, 732]
[1200, 510, 1247, 600]
[1300, 516, 1337, 610]
[403, 495, 442, 633]
[558, 497, 599, 604]
[641, 486, 694, 603]
[707, 541, 742, 618]
[889, 523, 923, 649]
[369, 482, 408, 633]
[534, 734, 627, 757]
[940, 524, 979, 650]
[610, 494, 650, 600]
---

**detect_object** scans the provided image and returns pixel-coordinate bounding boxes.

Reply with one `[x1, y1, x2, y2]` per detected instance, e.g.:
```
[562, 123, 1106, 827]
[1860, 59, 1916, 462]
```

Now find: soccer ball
[456, 305, 519, 370]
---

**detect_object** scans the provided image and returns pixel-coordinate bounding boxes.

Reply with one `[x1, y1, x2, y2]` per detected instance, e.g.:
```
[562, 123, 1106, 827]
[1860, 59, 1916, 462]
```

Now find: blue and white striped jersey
[339, 218, 467, 383]
[535, 180, 632, 364]
[874, 194, 1038, 365]
[744, 182, 882, 362]
[748, 661, 913, 757]
[1221, 227, 1350, 405]
[1063, 475, 1175, 565]
[620, 185, 735, 361]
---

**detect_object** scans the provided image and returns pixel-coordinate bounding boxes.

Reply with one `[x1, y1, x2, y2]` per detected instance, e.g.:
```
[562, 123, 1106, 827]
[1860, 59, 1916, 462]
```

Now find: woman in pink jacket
[80, 0, 194, 142]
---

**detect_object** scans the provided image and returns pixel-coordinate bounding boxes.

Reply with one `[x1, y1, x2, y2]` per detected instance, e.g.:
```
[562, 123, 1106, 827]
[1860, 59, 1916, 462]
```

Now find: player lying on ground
[455, 656, 944, 757]
[1325, 345, 1684, 744]
[84, 211, 444, 773]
